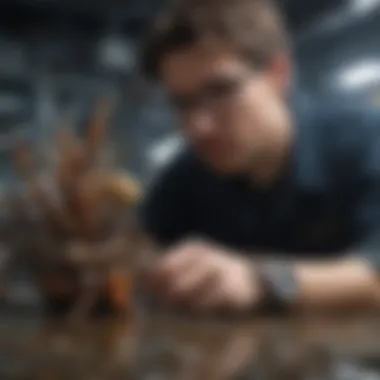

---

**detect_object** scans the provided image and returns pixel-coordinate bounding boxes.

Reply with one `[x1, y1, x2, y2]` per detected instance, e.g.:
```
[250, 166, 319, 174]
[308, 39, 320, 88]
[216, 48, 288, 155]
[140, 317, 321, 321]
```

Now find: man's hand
[146, 240, 264, 314]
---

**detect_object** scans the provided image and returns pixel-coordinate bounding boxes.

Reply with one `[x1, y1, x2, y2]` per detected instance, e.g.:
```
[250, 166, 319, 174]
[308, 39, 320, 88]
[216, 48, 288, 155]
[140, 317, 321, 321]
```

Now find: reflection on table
[1, 311, 380, 379]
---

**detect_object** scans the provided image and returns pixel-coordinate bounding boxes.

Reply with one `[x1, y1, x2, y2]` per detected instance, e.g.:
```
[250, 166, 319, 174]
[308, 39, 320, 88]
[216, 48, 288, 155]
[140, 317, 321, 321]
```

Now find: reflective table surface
[1, 305, 380, 380]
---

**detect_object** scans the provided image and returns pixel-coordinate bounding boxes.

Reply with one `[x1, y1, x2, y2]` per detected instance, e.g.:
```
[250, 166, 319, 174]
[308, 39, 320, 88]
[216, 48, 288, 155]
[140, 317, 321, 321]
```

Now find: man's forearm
[132, 234, 380, 311]
[292, 258, 380, 309]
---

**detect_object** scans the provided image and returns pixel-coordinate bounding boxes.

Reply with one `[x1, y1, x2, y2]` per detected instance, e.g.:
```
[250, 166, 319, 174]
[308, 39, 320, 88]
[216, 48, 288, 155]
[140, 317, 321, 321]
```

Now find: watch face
[263, 264, 299, 305]
[363, 252, 380, 274]
[279, 278, 299, 303]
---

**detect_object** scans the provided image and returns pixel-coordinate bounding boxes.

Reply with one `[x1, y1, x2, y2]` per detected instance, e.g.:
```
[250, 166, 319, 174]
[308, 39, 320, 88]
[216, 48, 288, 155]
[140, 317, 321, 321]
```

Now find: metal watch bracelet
[255, 261, 300, 314]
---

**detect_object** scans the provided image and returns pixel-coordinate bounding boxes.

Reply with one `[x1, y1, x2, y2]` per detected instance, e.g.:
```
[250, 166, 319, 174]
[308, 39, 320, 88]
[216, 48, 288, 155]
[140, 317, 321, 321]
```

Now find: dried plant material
[11, 139, 38, 179]
[85, 99, 114, 164]
[101, 173, 142, 205]
[2, 98, 143, 320]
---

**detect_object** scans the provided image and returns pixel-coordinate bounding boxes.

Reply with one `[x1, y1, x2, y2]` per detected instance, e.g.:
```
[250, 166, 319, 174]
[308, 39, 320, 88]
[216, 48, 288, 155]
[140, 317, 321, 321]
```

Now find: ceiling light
[98, 35, 135, 73]
[337, 61, 380, 90]
[350, 0, 380, 14]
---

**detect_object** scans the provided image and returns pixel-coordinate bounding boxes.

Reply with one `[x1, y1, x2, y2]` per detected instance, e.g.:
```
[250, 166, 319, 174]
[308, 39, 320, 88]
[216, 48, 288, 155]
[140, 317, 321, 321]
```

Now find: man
[139, 0, 380, 314]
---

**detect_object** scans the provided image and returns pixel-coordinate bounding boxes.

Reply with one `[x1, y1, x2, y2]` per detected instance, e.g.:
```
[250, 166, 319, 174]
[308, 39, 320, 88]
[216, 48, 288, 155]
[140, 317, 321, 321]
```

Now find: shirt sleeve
[346, 109, 380, 270]
[139, 157, 192, 247]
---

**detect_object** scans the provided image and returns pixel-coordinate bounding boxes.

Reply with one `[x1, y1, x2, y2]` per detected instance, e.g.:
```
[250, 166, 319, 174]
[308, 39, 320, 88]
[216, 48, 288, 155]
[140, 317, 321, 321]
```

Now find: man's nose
[185, 110, 217, 140]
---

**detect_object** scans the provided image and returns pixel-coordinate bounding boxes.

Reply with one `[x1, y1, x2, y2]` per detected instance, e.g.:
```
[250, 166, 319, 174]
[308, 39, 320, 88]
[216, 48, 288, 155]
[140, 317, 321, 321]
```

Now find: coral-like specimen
[2, 99, 142, 320]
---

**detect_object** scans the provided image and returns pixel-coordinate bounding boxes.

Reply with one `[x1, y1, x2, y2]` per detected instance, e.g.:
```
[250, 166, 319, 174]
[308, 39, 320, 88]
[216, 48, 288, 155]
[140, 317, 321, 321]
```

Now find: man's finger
[191, 276, 224, 313]
[159, 243, 201, 272]
[150, 246, 201, 285]
[165, 261, 212, 300]
[145, 246, 201, 295]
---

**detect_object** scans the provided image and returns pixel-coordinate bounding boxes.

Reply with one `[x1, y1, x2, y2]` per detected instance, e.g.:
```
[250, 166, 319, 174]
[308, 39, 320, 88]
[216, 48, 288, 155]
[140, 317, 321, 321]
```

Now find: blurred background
[0, 0, 379, 185]
[0, 2, 377, 378]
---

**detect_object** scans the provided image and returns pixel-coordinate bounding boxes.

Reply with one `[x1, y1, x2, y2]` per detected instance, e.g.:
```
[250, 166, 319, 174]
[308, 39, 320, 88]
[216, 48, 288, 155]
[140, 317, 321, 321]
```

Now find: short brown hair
[141, 0, 289, 80]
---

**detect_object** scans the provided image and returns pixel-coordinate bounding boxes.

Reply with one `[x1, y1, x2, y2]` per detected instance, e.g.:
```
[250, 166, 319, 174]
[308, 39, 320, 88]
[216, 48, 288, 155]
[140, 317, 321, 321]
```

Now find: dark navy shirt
[141, 100, 380, 263]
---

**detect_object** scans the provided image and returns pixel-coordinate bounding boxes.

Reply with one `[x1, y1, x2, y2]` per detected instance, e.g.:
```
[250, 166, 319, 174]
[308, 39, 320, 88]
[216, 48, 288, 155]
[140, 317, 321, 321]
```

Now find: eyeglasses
[169, 73, 253, 117]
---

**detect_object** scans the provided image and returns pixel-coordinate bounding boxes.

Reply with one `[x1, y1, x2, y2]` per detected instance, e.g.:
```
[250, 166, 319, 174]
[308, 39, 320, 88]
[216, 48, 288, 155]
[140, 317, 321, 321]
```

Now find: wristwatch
[255, 261, 300, 314]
